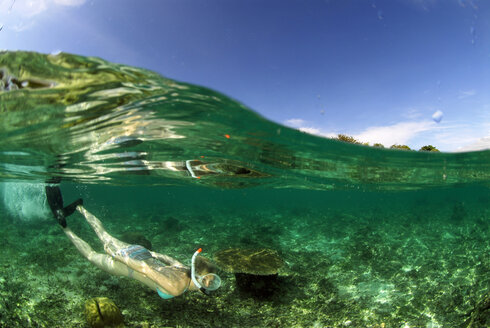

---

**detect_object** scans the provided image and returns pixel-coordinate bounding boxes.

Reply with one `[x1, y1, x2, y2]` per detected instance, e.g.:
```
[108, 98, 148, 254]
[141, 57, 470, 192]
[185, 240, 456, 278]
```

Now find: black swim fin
[45, 184, 83, 228]
[63, 198, 83, 218]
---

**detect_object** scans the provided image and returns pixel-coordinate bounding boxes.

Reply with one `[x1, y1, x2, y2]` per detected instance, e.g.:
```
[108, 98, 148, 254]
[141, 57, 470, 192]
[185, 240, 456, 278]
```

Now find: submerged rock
[451, 202, 467, 222]
[214, 248, 283, 275]
[214, 248, 284, 298]
[84, 297, 124, 328]
[160, 216, 185, 233]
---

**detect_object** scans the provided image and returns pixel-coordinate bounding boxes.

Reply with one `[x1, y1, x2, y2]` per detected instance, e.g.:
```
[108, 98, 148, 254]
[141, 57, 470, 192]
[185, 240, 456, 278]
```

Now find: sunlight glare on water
[0, 51, 489, 191]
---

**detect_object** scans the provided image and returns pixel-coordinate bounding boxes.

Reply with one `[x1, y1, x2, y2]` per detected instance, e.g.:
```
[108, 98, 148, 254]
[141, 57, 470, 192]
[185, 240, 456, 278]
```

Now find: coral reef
[84, 297, 124, 328]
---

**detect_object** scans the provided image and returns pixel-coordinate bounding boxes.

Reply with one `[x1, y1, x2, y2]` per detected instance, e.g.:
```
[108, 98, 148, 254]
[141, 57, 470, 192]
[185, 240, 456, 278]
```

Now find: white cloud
[285, 117, 436, 145]
[402, 108, 423, 120]
[458, 89, 477, 99]
[9, 21, 36, 32]
[354, 121, 436, 147]
[53, 0, 86, 6]
[284, 118, 306, 128]
[298, 127, 337, 138]
[298, 127, 321, 135]
[457, 136, 490, 152]
[449, 122, 490, 151]
[13, 1, 48, 17]
[457, 0, 478, 9]
[284, 118, 337, 138]
[0, 0, 86, 30]
[401, 0, 478, 12]
[284, 114, 490, 152]
[422, 123, 478, 151]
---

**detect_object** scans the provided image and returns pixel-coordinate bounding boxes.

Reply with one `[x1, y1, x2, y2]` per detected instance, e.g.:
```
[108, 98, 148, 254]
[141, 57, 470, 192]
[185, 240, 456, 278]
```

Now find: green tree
[373, 143, 384, 148]
[336, 134, 361, 144]
[419, 145, 439, 152]
[390, 144, 412, 150]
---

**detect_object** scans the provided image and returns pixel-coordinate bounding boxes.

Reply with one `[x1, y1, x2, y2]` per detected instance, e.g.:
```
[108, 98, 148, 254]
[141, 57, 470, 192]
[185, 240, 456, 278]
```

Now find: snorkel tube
[186, 160, 198, 178]
[191, 248, 221, 295]
[191, 248, 205, 293]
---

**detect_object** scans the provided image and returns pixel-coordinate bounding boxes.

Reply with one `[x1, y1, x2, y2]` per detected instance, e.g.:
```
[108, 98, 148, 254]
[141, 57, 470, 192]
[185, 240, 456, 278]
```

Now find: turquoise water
[0, 51, 489, 327]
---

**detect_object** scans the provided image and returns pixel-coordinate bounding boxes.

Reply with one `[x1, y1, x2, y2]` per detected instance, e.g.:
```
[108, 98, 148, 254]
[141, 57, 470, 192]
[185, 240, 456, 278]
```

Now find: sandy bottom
[0, 202, 488, 327]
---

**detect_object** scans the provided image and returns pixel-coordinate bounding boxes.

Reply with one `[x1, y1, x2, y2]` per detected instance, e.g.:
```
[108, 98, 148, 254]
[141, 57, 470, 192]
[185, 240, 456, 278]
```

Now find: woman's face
[200, 273, 214, 288]
[197, 272, 221, 291]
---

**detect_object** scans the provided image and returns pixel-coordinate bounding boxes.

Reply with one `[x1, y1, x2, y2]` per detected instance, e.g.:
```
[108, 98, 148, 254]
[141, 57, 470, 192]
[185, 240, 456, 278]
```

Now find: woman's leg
[63, 227, 131, 277]
[64, 227, 162, 292]
[76, 205, 129, 256]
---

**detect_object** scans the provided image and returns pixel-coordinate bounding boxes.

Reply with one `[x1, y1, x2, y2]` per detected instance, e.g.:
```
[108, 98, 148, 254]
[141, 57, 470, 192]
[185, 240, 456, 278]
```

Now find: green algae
[0, 185, 488, 327]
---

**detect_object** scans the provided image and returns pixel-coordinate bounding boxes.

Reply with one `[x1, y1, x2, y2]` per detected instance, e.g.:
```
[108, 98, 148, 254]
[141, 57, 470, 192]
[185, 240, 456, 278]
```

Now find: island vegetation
[334, 134, 440, 152]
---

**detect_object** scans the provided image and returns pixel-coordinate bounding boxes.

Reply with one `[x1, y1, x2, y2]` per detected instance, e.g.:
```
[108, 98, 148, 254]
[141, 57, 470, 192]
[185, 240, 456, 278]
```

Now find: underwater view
[0, 51, 489, 328]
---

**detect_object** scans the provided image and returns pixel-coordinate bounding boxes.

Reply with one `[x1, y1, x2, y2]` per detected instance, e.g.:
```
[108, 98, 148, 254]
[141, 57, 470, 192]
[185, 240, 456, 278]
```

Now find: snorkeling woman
[46, 185, 221, 299]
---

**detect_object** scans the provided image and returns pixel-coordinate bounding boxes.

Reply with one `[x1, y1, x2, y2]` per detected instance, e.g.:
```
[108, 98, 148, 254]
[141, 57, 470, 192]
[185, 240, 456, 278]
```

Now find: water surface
[0, 52, 488, 327]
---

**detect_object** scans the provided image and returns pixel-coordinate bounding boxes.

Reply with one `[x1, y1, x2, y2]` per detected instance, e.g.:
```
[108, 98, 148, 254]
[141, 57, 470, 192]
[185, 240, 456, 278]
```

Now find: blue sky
[1, 0, 489, 151]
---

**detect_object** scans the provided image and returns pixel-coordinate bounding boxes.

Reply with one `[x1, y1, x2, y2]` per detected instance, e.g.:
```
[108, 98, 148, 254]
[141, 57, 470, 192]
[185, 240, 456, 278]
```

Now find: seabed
[0, 191, 488, 328]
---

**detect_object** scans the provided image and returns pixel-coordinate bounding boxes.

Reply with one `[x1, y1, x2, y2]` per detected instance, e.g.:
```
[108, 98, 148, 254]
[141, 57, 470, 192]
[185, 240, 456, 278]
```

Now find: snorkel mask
[191, 248, 221, 295]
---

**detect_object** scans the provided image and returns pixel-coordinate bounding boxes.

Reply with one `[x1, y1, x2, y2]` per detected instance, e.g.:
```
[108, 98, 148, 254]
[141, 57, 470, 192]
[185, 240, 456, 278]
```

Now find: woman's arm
[64, 227, 181, 295]
[64, 227, 129, 277]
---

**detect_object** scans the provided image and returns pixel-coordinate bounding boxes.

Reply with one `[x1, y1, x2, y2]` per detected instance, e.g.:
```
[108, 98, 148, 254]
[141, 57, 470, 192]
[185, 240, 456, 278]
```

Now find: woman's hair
[195, 256, 218, 275]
